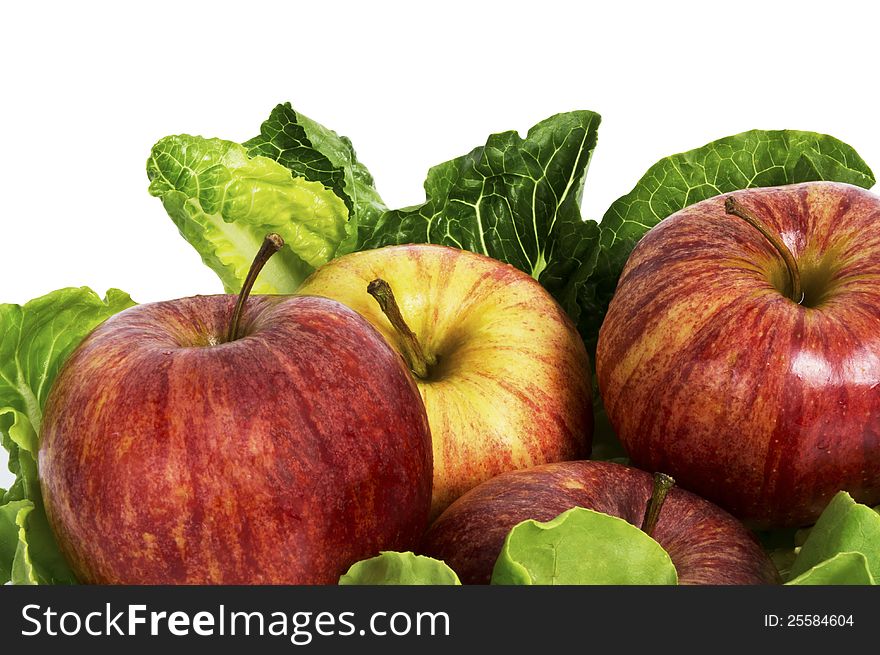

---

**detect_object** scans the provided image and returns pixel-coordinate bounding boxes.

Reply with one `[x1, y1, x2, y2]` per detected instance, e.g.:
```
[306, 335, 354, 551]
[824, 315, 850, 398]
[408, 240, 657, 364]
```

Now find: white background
[2, 0, 879, 488]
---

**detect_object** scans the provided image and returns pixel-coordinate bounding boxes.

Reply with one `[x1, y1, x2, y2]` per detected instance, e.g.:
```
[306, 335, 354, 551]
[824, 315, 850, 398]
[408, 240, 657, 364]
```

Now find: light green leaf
[789, 491, 880, 580]
[9, 502, 37, 585]
[360, 111, 603, 329]
[787, 552, 875, 585]
[491, 507, 678, 585]
[1, 408, 72, 585]
[0, 286, 134, 424]
[1, 409, 38, 507]
[0, 499, 31, 581]
[244, 102, 386, 251]
[586, 130, 876, 358]
[339, 551, 461, 585]
[147, 135, 350, 293]
[0, 286, 135, 584]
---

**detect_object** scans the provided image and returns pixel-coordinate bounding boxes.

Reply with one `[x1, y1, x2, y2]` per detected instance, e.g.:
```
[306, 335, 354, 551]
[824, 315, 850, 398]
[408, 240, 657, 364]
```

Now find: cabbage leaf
[0, 287, 134, 584]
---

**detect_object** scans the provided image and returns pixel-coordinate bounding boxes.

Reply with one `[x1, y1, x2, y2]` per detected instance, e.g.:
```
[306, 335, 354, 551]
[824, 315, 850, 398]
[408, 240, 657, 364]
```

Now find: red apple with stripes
[39, 235, 432, 584]
[597, 182, 880, 528]
[297, 244, 593, 518]
[421, 460, 779, 584]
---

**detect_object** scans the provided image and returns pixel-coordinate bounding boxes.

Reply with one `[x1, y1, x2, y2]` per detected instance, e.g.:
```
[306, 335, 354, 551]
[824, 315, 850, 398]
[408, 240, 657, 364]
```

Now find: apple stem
[226, 233, 284, 343]
[724, 196, 804, 304]
[367, 278, 434, 379]
[640, 472, 676, 538]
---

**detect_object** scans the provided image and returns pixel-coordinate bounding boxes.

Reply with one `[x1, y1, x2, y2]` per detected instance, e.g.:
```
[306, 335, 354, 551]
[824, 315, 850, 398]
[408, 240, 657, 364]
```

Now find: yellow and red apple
[298, 244, 593, 517]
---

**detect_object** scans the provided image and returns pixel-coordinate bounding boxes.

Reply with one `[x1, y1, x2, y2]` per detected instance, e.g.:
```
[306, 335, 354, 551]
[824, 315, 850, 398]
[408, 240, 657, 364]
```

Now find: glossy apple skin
[597, 182, 880, 528]
[297, 244, 592, 517]
[39, 294, 432, 584]
[421, 460, 779, 585]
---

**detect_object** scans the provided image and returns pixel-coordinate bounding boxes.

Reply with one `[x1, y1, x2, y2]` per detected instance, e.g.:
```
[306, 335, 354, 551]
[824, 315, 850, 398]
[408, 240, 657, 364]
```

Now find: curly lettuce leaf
[0, 287, 135, 584]
[786, 492, 880, 584]
[244, 103, 386, 250]
[147, 135, 350, 294]
[491, 507, 678, 585]
[0, 499, 31, 581]
[339, 551, 461, 585]
[584, 130, 876, 358]
[360, 111, 602, 328]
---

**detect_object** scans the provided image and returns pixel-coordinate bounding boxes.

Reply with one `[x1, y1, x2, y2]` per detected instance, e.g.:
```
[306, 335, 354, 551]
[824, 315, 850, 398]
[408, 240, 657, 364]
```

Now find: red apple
[39, 237, 432, 584]
[297, 244, 592, 517]
[596, 182, 880, 528]
[421, 460, 779, 584]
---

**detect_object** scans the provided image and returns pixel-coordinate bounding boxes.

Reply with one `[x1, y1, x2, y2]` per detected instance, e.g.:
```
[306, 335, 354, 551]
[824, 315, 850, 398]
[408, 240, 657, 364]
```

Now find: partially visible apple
[596, 182, 880, 528]
[421, 460, 779, 584]
[297, 244, 592, 517]
[39, 235, 432, 584]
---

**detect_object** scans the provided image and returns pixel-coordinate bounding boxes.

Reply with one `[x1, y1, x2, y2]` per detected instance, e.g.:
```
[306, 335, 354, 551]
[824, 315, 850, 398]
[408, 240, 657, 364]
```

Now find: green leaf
[587, 130, 876, 357]
[491, 507, 678, 585]
[339, 552, 461, 585]
[787, 552, 875, 585]
[0, 287, 134, 431]
[789, 491, 880, 581]
[589, 390, 627, 461]
[0, 499, 31, 581]
[0, 286, 135, 584]
[756, 527, 804, 582]
[147, 135, 350, 293]
[244, 103, 386, 251]
[359, 111, 603, 328]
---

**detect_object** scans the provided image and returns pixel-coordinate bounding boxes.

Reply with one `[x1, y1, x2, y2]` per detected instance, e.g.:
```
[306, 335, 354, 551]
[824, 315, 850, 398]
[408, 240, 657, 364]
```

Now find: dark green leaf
[244, 103, 386, 251]
[587, 130, 876, 357]
[360, 111, 603, 328]
[589, 388, 627, 461]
